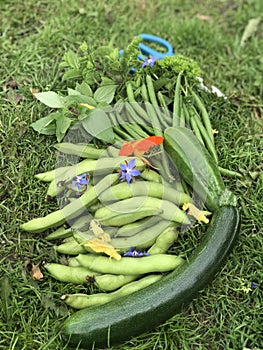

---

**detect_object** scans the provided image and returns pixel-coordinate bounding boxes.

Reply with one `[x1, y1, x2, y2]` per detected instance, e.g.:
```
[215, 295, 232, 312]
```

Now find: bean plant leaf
[62, 49, 80, 69]
[75, 81, 93, 96]
[93, 85, 117, 104]
[62, 69, 81, 81]
[30, 113, 57, 135]
[55, 115, 72, 142]
[34, 91, 64, 108]
[81, 110, 114, 143]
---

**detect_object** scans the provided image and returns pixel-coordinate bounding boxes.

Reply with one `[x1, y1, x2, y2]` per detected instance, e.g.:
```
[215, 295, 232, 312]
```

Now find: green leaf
[62, 69, 81, 81]
[109, 47, 120, 61]
[34, 91, 64, 108]
[93, 85, 117, 104]
[64, 93, 97, 106]
[55, 115, 72, 142]
[67, 88, 81, 96]
[75, 81, 93, 96]
[81, 110, 114, 143]
[240, 18, 261, 47]
[30, 113, 57, 135]
[63, 49, 80, 69]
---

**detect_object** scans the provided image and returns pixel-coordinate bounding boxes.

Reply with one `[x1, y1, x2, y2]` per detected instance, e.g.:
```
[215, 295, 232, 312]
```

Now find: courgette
[63, 205, 240, 349]
[164, 126, 227, 211]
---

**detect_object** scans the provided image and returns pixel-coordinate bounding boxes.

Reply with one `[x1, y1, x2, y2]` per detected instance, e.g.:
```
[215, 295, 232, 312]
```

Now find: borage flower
[123, 247, 150, 258]
[71, 173, 90, 191]
[119, 159, 141, 184]
[142, 55, 158, 68]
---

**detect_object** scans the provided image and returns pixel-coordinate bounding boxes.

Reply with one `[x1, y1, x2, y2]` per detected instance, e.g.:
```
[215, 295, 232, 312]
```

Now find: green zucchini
[164, 126, 229, 211]
[63, 205, 240, 348]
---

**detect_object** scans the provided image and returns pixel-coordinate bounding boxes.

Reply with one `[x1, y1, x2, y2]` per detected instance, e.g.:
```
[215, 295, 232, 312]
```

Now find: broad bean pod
[76, 253, 184, 275]
[45, 226, 72, 241]
[94, 196, 190, 227]
[148, 226, 179, 254]
[21, 173, 119, 233]
[45, 263, 99, 284]
[54, 143, 106, 159]
[94, 205, 163, 227]
[93, 274, 139, 292]
[115, 216, 161, 238]
[46, 157, 145, 198]
[61, 274, 163, 309]
[99, 181, 191, 206]
[55, 240, 87, 255]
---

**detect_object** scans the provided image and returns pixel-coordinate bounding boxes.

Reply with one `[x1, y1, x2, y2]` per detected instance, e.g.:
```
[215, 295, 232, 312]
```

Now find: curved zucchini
[63, 205, 240, 348]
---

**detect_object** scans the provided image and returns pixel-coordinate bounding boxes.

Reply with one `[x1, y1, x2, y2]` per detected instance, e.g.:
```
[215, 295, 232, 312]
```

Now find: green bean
[113, 126, 133, 141]
[145, 101, 165, 135]
[108, 111, 119, 126]
[45, 263, 99, 284]
[148, 226, 179, 254]
[54, 143, 105, 159]
[190, 108, 218, 163]
[76, 253, 184, 275]
[145, 76, 169, 129]
[124, 102, 152, 134]
[61, 274, 163, 309]
[172, 71, 183, 127]
[127, 123, 149, 138]
[157, 91, 169, 112]
[140, 83, 150, 102]
[99, 181, 191, 206]
[129, 101, 151, 124]
[190, 89, 214, 143]
[156, 91, 173, 126]
[146, 75, 171, 127]
[21, 173, 120, 233]
[182, 102, 191, 125]
[179, 95, 185, 127]
[189, 116, 205, 146]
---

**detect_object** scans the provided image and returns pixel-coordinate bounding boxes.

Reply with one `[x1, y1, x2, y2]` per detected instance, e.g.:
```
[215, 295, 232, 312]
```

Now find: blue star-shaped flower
[142, 55, 158, 68]
[71, 173, 90, 191]
[119, 159, 141, 184]
[123, 247, 150, 258]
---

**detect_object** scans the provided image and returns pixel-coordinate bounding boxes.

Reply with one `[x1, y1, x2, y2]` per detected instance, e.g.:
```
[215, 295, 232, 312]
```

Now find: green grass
[1, 0, 262, 349]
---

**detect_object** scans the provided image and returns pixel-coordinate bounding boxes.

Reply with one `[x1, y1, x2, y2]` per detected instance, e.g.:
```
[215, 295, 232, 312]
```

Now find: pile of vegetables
[21, 37, 241, 348]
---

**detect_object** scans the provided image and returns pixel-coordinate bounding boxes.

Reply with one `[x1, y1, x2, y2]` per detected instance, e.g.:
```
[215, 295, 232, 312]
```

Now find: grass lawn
[0, 0, 262, 349]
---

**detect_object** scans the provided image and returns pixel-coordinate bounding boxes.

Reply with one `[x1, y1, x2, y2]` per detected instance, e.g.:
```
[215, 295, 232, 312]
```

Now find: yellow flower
[182, 203, 211, 224]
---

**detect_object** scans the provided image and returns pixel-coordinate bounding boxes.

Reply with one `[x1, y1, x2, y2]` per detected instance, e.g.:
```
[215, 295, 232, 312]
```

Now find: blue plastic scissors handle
[119, 33, 175, 66]
[137, 33, 175, 60]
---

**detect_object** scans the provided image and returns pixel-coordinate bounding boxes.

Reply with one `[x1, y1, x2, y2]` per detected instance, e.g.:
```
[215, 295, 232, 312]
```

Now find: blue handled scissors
[119, 33, 175, 71]
[120, 34, 226, 98]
